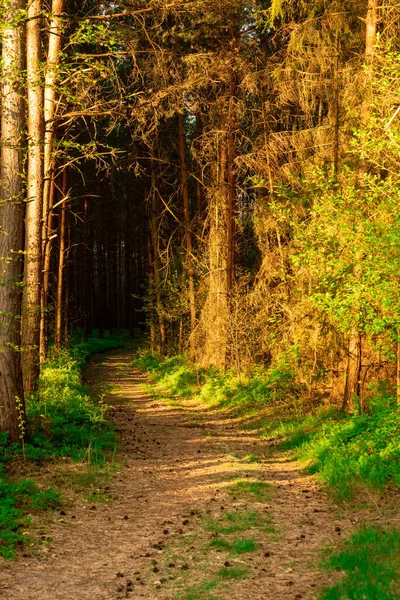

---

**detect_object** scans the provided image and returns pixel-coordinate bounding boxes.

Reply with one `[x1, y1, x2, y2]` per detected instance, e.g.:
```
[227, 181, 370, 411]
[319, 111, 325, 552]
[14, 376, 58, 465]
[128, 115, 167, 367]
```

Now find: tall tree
[178, 113, 196, 356]
[0, 1, 26, 441]
[40, 0, 66, 360]
[22, 0, 44, 394]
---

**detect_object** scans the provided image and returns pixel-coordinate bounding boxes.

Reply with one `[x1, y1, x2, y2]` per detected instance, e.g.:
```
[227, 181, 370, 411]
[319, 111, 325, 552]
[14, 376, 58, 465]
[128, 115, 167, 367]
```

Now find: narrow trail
[0, 351, 354, 599]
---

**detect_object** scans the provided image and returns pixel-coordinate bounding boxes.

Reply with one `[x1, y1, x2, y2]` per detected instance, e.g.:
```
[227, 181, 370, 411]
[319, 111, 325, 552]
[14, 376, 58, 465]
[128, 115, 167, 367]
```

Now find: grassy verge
[25, 334, 124, 463]
[0, 332, 125, 559]
[319, 525, 400, 600]
[133, 351, 399, 499]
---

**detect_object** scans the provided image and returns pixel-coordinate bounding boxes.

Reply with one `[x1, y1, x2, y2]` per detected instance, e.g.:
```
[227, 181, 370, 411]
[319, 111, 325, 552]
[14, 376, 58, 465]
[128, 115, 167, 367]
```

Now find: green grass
[242, 453, 261, 463]
[319, 525, 400, 599]
[266, 407, 400, 499]
[208, 537, 231, 551]
[231, 538, 257, 554]
[0, 332, 126, 559]
[133, 346, 302, 407]
[179, 580, 218, 600]
[217, 565, 249, 580]
[51, 463, 117, 502]
[0, 470, 61, 559]
[208, 536, 257, 554]
[179, 565, 249, 598]
[203, 510, 268, 535]
[228, 479, 272, 500]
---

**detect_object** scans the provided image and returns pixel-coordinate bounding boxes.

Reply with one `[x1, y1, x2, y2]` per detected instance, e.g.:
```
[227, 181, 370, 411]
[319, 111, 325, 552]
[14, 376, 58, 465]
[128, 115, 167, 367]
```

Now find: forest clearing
[0, 0, 399, 598]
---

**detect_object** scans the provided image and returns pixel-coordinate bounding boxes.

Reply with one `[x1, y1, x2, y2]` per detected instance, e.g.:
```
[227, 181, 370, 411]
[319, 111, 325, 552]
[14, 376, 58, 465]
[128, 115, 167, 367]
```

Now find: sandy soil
[0, 351, 390, 600]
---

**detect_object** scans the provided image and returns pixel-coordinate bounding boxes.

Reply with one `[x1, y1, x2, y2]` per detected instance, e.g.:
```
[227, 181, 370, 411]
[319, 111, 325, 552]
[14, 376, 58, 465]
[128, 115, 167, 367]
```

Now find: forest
[0, 0, 399, 598]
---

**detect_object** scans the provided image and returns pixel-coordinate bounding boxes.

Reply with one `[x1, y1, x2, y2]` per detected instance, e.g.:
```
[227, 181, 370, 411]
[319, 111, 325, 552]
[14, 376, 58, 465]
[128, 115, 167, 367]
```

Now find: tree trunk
[55, 169, 68, 349]
[147, 232, 157, 352]
[342, 333, 362, 412]
[194, 114, 204, 218]
[43, 0, 65, 223]
[200, 139, 230, 368]
[361, 0, 378, 123]
[226, 128, 236, 295]
[83, 197, 92, 343]
[0, 0, 26, 442]
[40, 174, 56, 361]
[22, 0, 44, 393]
[178, 113, 196, 356]
[40, 0, 65, 359]
[150, 162, 166, 352]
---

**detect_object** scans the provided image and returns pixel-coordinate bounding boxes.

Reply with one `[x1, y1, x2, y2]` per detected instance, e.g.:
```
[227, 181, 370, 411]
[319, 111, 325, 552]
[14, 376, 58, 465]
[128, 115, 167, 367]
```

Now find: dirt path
[0, 351, 354, 599]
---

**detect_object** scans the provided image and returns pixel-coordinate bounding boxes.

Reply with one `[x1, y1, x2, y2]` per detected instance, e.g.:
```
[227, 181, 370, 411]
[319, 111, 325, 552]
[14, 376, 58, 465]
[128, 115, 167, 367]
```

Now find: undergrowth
[319, 525, 400, 599]
[133, 350, 399, 499]
[0, 332, 125, 559]
[24, 334, 124, 463]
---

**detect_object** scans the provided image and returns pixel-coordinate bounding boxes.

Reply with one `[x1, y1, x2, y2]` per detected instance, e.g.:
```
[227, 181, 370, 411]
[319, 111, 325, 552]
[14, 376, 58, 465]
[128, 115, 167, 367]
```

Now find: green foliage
[133, 347, 302, 408]
[21, 334, 124, 463]
[319, 525, 400, 599]
[292, 173, 400, 345]
[208, 538, 231, 551]
[70, 20, 123, 49]
[298, 407, 400, 498]
[261, 404, 399, 498]
[133, 353, 200, 397]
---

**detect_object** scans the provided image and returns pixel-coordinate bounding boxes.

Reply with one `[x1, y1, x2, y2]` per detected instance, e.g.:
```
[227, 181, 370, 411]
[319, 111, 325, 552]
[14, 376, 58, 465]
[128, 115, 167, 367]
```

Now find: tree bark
[82, 197, 92, 343]
[178, 113, 196, 356]
[200, 139, 230, 368]
[22, 0, 44, 393]
[39, 174, 56, 361]
[361, 0, 378, 123]
[342, 333, 362, 412]
[0, 0, 26, 441]
[40, 0, 65, 359]
[43, 0, 65, 223]
[55, 169, 68, 349]
[147, 232, 157, 352]
[149, 162, 166, 352]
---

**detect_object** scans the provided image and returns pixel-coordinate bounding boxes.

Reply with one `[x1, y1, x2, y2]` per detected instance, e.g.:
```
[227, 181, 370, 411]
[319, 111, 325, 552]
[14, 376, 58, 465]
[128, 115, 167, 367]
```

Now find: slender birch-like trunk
[0, 1, 26, 441]
[40, 0, 65, 359]
[40, 175, 55, 360]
